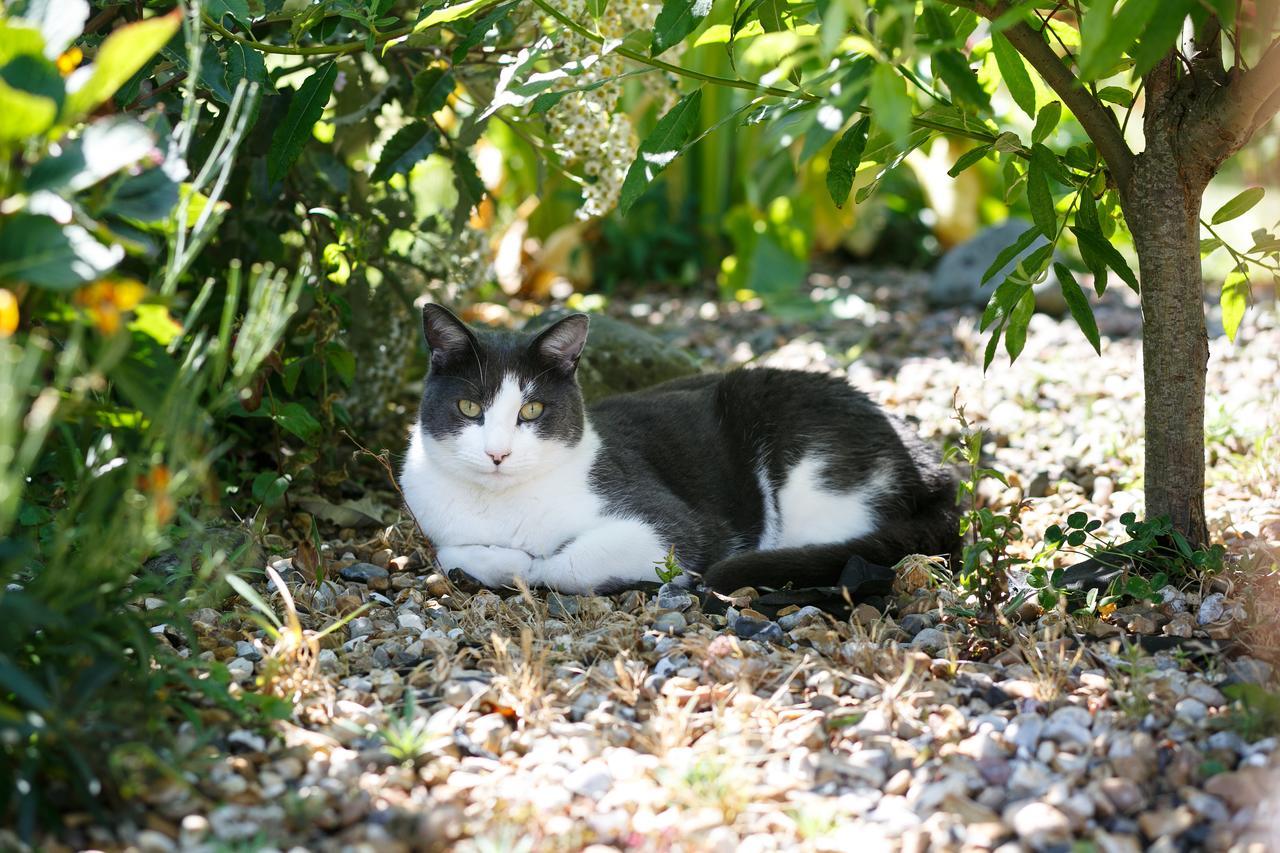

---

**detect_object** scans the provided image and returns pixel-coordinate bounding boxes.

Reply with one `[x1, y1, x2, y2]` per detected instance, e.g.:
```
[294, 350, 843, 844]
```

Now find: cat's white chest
[400, 425, 606, 556]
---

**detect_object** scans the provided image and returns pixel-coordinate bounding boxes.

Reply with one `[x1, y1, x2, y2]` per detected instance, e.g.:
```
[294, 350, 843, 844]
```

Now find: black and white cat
[400, 305, 958, 595]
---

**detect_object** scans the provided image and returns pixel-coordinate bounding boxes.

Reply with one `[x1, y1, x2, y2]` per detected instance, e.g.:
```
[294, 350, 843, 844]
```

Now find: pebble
[547, 593, 580, 618]
[655, 583, 693, 612]
[348, 617, 375, 638]
[898, 613, 933, 636]
[909, 627, 951, 654]
[777, 605, 825, 631]
[234, 640, 262, 662]
[564, 761, 613, 799]
[1009, 801, 1072, 846]
[339, 562, 391, 591]
[1174, 698, 1208, 725]
[732, 617, 784, 644]
[226, 657, 254, 681]
[1197, 592, 1226, 625]
[652, 611, 687, 636]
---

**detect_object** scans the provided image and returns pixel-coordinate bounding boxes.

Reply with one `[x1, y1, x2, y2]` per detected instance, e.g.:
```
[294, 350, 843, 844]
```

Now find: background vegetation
[1, 0, 1277, 838]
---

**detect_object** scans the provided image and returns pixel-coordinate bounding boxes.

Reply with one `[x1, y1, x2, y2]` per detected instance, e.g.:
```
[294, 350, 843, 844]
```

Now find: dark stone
[340, 562, 391, 590]
[525, 310, 702, 402]
[733, 617, 785, 644]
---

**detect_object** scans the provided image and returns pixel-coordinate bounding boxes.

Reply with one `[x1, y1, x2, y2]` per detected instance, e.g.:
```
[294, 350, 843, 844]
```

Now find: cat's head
[414, 305, 590, 484]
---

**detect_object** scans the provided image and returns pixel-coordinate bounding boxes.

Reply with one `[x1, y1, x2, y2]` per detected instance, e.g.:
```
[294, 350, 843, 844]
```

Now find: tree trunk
[1121, 146, 1211, 546]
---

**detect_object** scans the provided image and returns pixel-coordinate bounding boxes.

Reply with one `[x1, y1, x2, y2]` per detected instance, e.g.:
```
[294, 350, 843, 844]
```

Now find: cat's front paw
[435, 545, 534, 589]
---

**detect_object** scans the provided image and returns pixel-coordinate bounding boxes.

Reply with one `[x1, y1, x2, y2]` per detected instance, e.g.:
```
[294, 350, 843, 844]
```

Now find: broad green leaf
[208, 0, 252, 29]
[274, 401, 322, 443]
[587, 0, 609, 16]
[372, 124, 439, 182]
[1032, 101, 1061, 144]
[1096, 85, 1133, 106]
[826, 115, 870, 208]
[1071, 225, 1138, 291]
[62, 10, 181, 120]
[268, 61, 338, 182]
[1078, 0, 1156, 81]
[1199, 236, 1223, 256]
[105, 168, 180, 223]
[0, 21, 46, 66]
[0, 661, 49, 711]
[1210, 186, 1264, 224]
[413, 67, 454, 116]
[1221, 266, 1249, 341]
[984, 315, 1006, 369]
[1132, 0, 1192, 76]
[932, 49, 990, 111]
[416, 0, 494, 32]
[1054, 263, 1101, 353]
[450, 145, 487, 229]
[227, 40, 270, 91]
[991, 32, 1035, 117]
[1027, 156, 1056, 237]
[652, 0, 714, 57]
[0, 76, 57, 142]
[947, 144, 990, 177]
[619, 88, 702, 214]
[0, 214, 122, 289]
[868, 64, 911, 152]
[982, 225, 1042, 284]
[1004, 287, 1035, 360]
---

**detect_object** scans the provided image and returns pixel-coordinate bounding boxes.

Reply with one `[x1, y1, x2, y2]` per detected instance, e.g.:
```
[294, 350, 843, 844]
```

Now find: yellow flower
[56, 47, 83, 76]
[1099, 601, 1117, 619]
[0, 288, 17, 338]
[76, 278, 147, 334]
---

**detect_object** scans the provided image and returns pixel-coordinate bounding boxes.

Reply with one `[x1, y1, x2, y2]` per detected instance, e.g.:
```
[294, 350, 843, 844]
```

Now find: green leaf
[416, 0, 494, 32]
[1132, 0, 1192, 77]
[208, 0, 252, 29]
[620, 88, 703, 215]
[982, 225, 1042, 284]
[62, 10, 181, 120]
[372, 124, 438, 182]
[268, 61, 337, 183]
[1027, 156, 1056, 237]
[450, 145, 487, 229]
[932, 49, 990, 111]
[0, 214, 121, 289]
[1054, 263, 1101, 354]
[1221, 266, 1249, 341]
[868, 64, 912, 153]
[227, 40, 270, 91]
[1096, 85, 1133, 106]
[412, 67, 454, 116]
[0, 661, 50, 711]
[948, 144, 990, 177]
[226, 574, 283, 629]
[0, 75, 57, 142]
[587, 0, 609, 16]
[1077, 0, 1157, 81]
[1032, 101, 1061, 144]
[1071, 225, 1138, 291]
[991, 32, 1035, 117]
[273, 401, 322, 443]
[825, 116, 870, 208]
[1211, 186, 1265, 225]
[1004, 287, 1034, 361]
[105, 168, 180, 223]
[652, 0, 714, 56]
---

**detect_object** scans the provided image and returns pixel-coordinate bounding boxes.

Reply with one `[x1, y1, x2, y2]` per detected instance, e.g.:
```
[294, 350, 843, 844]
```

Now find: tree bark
[1121, 144, 1211, 546]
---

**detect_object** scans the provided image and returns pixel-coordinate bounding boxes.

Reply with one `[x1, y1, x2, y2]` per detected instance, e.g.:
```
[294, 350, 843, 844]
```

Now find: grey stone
[234, 640, 262, 662]
[652, 611, 687, 636]
[655, 583, 693, 612]
[1198, 592, 1226, 625]
[348, 617, 375, 638]
[1226, 656, 1273, 684]
[1174, 698, 1208, 725]
[898, 613, 933, 636]
[226, 657, 254, 682]
[525, 310, 701, 402]
[564, 761, 613, 799]
[1006, 713, 1045, 753]
[1008, 801, 1072, 847]
[546, 593, 580, 619]
[909, 627, 951, 654]
[733, 617, 784, 644]
[778, 605, 825, 632]
[339, 562, 390, 589]
[930, 221, 1068, 315]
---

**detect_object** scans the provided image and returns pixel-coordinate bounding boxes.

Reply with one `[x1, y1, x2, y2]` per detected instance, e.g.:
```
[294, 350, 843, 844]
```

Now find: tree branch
[1228, 38, 1280, 136]
[955, 0, 1135, 187]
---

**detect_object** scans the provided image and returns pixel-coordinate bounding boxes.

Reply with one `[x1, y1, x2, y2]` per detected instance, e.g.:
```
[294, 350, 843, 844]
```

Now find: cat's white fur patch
[755, 460, 781, 549]
[401, 391, 668, 593]
[772, 453, 890, 548]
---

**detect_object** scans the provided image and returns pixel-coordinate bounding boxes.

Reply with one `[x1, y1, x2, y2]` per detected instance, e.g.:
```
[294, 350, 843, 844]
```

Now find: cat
[399, 305, 959, 595]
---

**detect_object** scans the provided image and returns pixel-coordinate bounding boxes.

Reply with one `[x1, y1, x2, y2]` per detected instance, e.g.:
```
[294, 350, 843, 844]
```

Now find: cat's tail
[700, 510, 959, 593]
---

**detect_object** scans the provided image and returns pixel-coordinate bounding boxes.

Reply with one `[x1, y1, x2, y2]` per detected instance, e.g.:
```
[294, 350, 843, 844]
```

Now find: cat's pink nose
[487, 450, 510, 466]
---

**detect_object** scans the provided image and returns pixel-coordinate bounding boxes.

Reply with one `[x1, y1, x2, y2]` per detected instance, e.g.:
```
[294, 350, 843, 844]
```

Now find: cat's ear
[421, 304, 476, 367]
[529, 313, 589, 374]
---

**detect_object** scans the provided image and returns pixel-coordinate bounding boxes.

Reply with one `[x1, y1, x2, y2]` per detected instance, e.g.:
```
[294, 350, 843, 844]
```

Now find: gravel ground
[38, 268, 1280, 853]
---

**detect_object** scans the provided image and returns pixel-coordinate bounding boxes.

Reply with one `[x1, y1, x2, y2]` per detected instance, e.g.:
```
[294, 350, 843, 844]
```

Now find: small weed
[654, 546, 684, 584]
[1220, 684, 1280, 740]
[376, 690, 445, 765]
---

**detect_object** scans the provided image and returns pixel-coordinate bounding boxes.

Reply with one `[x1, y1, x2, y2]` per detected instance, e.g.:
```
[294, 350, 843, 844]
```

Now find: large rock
[525, 310, 701, 402]
[930, 220, 1069, 316]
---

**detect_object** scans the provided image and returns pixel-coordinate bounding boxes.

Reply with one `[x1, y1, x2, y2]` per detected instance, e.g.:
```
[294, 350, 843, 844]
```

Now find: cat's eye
[519, 401, 544, 421]
[457, 399, 482, 418]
